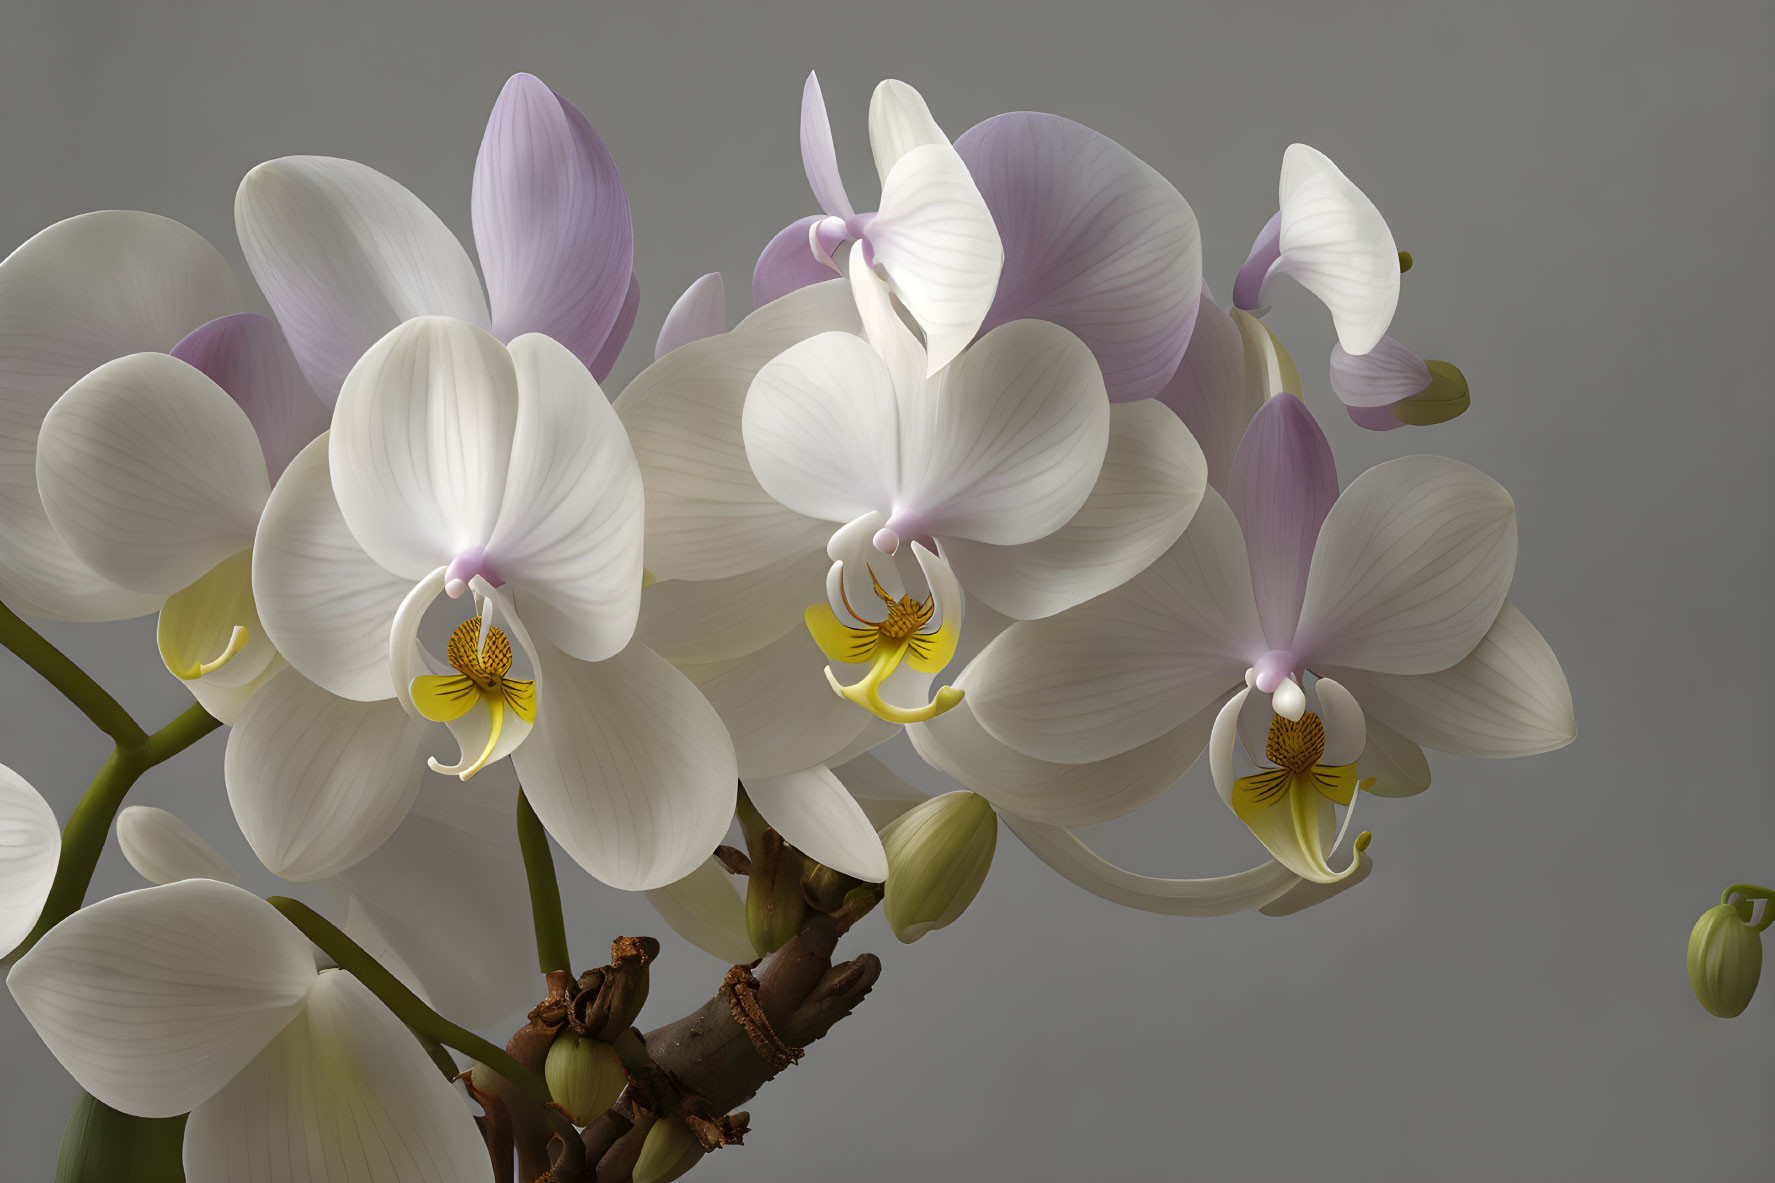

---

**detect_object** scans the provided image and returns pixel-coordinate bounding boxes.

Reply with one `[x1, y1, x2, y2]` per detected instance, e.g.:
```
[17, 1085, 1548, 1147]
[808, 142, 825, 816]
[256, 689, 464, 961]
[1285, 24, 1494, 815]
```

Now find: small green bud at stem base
[544, 1031, 629, 1125]
[633, 1117, 705, 1183]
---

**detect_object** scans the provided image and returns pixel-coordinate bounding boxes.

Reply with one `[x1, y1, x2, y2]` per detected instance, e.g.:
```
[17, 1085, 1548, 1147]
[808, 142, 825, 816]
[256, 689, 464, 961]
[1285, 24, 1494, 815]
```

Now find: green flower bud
[879, 791, 997, 943]
[633, 1117, 704, 1183]
[1688, 902, 1763, 1018]
[544, 1031, 628, 1125]
[55, 1091, 186, 1183]
[1390, 359, 1470, 426]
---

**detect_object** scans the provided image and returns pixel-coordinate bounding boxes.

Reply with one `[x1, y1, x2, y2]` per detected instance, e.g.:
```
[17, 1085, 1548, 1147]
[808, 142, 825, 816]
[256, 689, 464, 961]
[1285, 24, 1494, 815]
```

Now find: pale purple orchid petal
[956, 112, 1201, 403]
[1156, 288, 1260, 493]
[171, 314, 329, 481]
[655, 272, 726, 359]
[1328, 336, 1430, 408]
[800, 71, 854, 219]
[1231, 210, 1282, 311]
[1346, 402, 1405, 431]
[752, 215, 838, 308]
[472, 72, 634, 373]
[589, 273, 639, 384]
[1225, 394, 1337, 652]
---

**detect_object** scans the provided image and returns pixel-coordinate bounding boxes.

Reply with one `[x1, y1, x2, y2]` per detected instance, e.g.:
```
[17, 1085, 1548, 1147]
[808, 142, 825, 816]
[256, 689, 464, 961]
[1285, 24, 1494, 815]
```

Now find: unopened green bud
[879, 791, 997, 943]
[633, 1117, 704, 1183]
[1688, 901, 1763, 1018]
[745, 831, 807, 956]
[544, 1031, 628, 1125]
[1390, 359, 1470, 426]
[55, 1092, 185, 1183]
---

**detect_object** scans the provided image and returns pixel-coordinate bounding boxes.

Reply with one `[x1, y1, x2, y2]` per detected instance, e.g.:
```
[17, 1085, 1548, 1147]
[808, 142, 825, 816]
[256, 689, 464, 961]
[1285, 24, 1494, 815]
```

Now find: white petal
[799, 71, 854, 218]
[637, 547, 829, 666]
[1355, 712, 1432, 798]
[1002, 812, 1300, 916]
[331, 317, 517, 579]
[225, 670, 427, 881]
[1314, 677, 1367, 766]
[0, 764, 59, 954]
[0, 211, 238, 621]
[1273, 144, 1399, 355]
[743, 330, 899, 524]
[1208, 687, 1253, 803]
[1325, 601, 1575, 757]
[903, 318, 1109, 545]
[868, 79, 949, 183]
[745, 764, 889, 881]
[235, 156, 488, 401]
[964, 490, 1260, 763]
[333, 768, 535, 1029]
[339, 899, 434, 1008]
[484, 332, 644, 661]
[183, 970, 493, 1183]
[182, 655, 287, 728]
[116, 806, 241, 886]
[829, 752, 928, 829]
[867, 143, 1003, 372]
[910, 688, 1220, 827]
[253, 434, 414, 700]
[1294, 455, 1516, 674]
[5, 880, 315, 1117]
[692, 625, 876, 778]
[655, 272, 727, 358]
[513, 638, 737, 891]
[643, 858, 754, 964]
[1157, 292, 1257, 494]
[1257, 850, 1374, 917]
[940, 399, 1205, 619]
[35, 352, 267, 596]
[614, 280, 855, 580]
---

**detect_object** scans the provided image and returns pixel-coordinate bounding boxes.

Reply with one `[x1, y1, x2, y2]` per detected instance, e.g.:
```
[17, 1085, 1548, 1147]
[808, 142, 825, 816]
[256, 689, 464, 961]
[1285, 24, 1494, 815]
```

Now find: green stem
[415, 1030, 462, 1083]
[516, 790, 571, 976]
[266, 896, 552, 1110]
[7, 702, 222, 961]
[0, 601, 145, 746]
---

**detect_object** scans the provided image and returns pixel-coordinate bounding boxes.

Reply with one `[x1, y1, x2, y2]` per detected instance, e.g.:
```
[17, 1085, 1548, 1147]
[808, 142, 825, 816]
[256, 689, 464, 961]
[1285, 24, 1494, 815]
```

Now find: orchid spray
[0, 68, 1577, 1180]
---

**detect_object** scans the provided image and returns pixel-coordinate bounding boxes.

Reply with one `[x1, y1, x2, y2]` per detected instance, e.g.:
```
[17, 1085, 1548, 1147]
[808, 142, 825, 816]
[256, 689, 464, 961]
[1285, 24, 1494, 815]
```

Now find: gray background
[2, 1, 1770, 1179]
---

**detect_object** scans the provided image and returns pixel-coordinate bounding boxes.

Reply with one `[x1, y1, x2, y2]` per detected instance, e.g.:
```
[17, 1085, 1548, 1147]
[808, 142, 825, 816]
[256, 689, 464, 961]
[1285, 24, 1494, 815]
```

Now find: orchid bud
[879, 791, 997, 943]
[55, 1093, 186, 1183]
[633, 1117, 704, 1183]
[1688, 901, 1764, 1019]
[1388, 359, 1470, 426]
[544, 1031, 628, 1125]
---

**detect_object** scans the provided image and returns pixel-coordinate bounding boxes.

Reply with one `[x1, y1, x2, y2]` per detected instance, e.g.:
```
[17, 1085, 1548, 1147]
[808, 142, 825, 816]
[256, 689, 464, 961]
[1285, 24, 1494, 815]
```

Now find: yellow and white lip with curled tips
[804, 536, 963, 725]
[1211, 676, 1372, 885]
[408, 616, 538, 777]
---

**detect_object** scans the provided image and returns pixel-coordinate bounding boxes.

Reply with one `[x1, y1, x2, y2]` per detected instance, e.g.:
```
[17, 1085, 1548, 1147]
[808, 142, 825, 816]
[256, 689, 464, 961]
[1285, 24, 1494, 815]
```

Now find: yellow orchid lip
[169, 625, 250, 680]
[805, 563, 962, 725]
[409, 617, 537, 779]
[1224, 707, 1371, 886]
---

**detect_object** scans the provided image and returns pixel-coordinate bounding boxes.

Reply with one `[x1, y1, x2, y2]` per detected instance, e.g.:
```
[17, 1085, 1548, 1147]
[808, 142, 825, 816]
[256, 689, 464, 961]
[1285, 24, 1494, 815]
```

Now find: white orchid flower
[950, 390, 1572, 869]
[768, 72, 1003, 371]
[7, 880, 492, 1183]
[32, 312, 337, 721]
[0, 211, 240, 624]
[1232, 144, 1400, 356]
[0, 764, 60, 956]
[247, 316, 736, 892]
[118, 764, 538, 1031]
[739, 261, 1206, 722]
